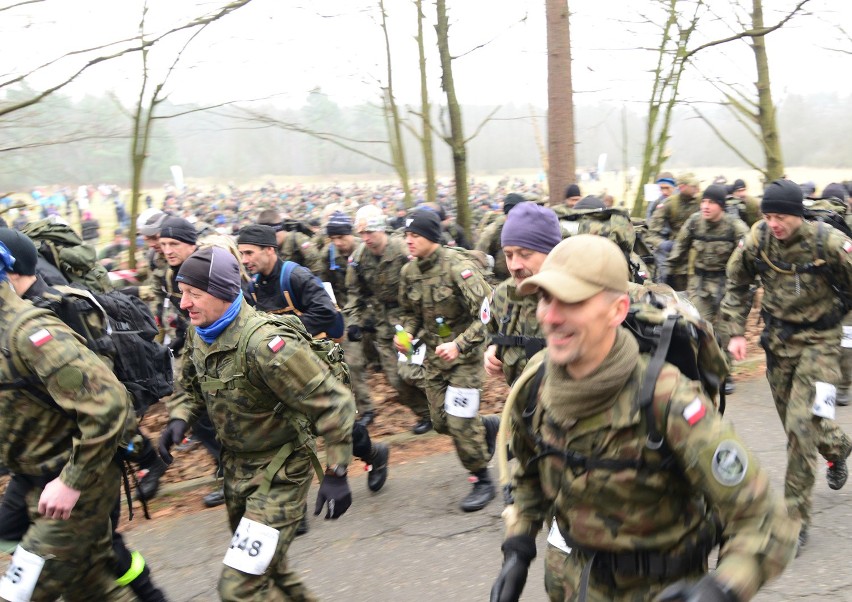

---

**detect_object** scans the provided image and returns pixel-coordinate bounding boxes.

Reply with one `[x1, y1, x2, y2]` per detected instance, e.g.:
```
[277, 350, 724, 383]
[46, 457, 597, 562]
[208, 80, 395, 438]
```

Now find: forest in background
[2, 86, 849, 192]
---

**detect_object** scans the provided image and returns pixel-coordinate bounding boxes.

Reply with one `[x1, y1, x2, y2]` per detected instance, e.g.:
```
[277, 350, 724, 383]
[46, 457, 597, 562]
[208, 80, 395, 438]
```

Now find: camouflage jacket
[0, 283, 129, 489]
[173, 300, 354, 467]
[398, 246, 492, 363]
[720, 219, 852, 345]
[506, 349, 796, 601]
[646, 193, 701, 248]
[475, 215, 508, 283]
[278, 231, 323, 275]
[486, 278, 543, 385]
[315, 243, 349, 308]
[344, 234, 410, 339]
[727, 195, 761, 227]
[667, 213, 748, 275]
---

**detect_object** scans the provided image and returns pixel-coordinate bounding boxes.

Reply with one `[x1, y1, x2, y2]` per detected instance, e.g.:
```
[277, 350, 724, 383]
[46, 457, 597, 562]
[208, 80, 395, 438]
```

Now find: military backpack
[22, 218, 114, 293]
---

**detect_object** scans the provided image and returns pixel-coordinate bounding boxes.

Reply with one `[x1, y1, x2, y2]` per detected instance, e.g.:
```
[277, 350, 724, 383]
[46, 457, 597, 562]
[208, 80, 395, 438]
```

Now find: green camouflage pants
[687, 274, 725, 325]
[373, 336, 429, 420]
[341, 336, 373, 416]
[840, 311, 852, 397]
[423, 356, 489, 473]
[765, 340, 851, 527]
[543, 544, 705, 601]
[13, 463, 135, 602]
[218, 446, 317, 602]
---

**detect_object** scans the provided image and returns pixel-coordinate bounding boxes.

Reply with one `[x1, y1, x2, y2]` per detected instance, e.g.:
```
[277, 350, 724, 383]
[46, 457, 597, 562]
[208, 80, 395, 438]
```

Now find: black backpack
[802, 198, 852, 239]
[38, 285, 173, 417]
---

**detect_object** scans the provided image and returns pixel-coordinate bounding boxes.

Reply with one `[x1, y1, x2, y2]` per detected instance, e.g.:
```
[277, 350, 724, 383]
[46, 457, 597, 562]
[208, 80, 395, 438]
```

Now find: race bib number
[444, 386, 480, 418]
[0, 546, 45, 602]
[843, 326, 852, 349]
[398, 342, 426, 366]
[547, 519, 572, 555]
[812, 381, 837, 420]
[222, 517, 279, 575]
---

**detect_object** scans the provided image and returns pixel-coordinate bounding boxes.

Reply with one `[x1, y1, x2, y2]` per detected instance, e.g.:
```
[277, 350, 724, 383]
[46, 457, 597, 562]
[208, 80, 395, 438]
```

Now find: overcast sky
[2, 0, 850, 111]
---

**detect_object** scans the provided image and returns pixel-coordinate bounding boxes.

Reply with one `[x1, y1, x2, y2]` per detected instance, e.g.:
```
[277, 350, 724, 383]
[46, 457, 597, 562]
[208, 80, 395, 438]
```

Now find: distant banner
[597, 153, 607, 175]
[170, 166, 185, 191]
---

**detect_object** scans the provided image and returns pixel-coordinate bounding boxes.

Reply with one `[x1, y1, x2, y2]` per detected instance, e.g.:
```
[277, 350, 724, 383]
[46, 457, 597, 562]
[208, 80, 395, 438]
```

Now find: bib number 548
[222, 517, 279, 575]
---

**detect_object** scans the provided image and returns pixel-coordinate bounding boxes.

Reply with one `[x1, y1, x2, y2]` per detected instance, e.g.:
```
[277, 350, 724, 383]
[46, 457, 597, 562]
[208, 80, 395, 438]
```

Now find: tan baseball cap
[677, 172, 700, 187]
[517, 234, 629, 302]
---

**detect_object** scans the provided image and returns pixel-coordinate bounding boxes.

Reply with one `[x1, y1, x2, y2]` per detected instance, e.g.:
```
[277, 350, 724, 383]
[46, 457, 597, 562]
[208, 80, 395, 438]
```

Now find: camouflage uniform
[666, 212, 748, 324]
[0, 284, 134, 601]
[172, 301, 355, 601]
[720, 220, 852, 529]
[398, 246, 492, 472]
[647, 193, 701, 289]
[345, 235, 429, 421]
[506, 345, 796, 601]
[486, 279, 544, 386]
[278, 231, 323, 276]
[727, 195, 761, 227]
[316, 241, 372, 416]
[475, 215, 509, 284]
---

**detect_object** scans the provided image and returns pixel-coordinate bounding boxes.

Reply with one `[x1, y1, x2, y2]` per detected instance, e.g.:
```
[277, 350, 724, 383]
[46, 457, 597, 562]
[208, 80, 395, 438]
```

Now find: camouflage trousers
[686, 274, 725, 324]
[839, 311, 852, 398]
[341, 336, 373, 416]
[372, 336, 429, 420]
[423, 356, 490, 474]
[218, 445, 317, 602]
[543, 544, 705, 601]
[12, 463, 136, 602]
[765, 340, 852, 527]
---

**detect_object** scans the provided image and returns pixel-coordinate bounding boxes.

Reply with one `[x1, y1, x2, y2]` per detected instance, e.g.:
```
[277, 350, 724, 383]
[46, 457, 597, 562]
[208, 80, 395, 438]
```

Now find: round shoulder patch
[711, 440, 748, 487]
[55, 366, 84, 392]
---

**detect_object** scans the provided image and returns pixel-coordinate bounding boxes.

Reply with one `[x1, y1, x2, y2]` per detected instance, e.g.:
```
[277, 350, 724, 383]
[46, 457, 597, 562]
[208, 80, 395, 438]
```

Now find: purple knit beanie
[501, 203, 562, 254]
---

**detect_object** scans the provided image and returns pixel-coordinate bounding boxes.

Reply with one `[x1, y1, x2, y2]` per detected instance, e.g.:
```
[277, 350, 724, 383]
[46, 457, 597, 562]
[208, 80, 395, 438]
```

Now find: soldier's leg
[18, 465, 134, 602]
[765, 353, 800, 519]
[0, 474, 32, 542]
[110, 496, 166, 602]
[377, 336, 430, 421]
[341, 335, 374, 420]
[839, 311, 852, 405]
[218, 449, 317, 602]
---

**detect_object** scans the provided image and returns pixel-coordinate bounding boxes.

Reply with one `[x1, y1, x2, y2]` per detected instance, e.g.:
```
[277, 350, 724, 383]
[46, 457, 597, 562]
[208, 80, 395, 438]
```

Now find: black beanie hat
[822, 182, 849, 203]
[502, 193, 526, 215]
[159, 216, 198, 245]
[564, 184, 581, 199]
[761, 179, 804, 216]
[405, 210, 443, 243]
[237, 224, 278, 248]
[573, 195, 607, 210]
[0, 228, 37, 275]
[702, 185, 728, 207]
[326, 211, 353, 236]
[731, 178, 746, 191]
[176, 246, 241, 302]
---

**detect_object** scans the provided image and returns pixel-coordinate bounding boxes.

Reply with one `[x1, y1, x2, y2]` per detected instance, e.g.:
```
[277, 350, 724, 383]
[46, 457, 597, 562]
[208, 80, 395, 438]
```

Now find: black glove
[490, 535, 537, 602]
[347, 324, 362, 342]
[168, 336, 185, 356]
[314, 474, 352, 519]
[362, 318, 377, 333]
[158, 419, 188, 465]
[655, 576, 738, 602]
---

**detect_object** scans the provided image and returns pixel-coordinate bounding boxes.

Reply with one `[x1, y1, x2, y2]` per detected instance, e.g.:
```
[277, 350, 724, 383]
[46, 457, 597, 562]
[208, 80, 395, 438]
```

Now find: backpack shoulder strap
[637, 314, 678, 449]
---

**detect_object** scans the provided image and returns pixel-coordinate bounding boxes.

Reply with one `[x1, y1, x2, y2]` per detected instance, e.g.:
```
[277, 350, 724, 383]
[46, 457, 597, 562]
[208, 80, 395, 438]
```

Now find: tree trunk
[416, 0, 436, 205]
[435, 0, 470, 239]
[379, 0, 411, 206]
[751, 0, 783, 182]
[546, 0, 575, 207]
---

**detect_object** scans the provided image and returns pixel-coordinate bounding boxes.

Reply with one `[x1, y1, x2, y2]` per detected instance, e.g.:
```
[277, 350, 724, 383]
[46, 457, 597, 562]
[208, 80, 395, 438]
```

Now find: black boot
[413, 417, 433, 435]
[460, 468, 495, 512]
[483, 415, 500, 459]
[203, 488, 225, 508]
[136, 456, 168, 502]
[796, 526, 808, 557]
[724, 375, 736, 396]
[128, 563, 168, 602]
[296, 504, 309, 537]
[367, 443, 389, 492]
[356, 409, 376, 428]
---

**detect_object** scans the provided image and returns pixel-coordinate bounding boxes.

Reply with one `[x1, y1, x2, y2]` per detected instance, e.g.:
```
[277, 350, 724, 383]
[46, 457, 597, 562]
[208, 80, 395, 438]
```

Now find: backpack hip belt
[231, 433, 324, 497]
[760, 307, 843, 342]
[692, 267, 726, 278]
[490, 334, 546, 360]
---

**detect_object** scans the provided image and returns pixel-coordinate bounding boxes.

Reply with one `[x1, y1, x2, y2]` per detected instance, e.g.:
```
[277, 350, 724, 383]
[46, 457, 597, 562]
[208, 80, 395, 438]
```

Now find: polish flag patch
[843, 241, 852, 254]
[682, 398, 706, 426]
[268, 336, 285, 353]
[460, 269, 473, 280]
[29, 329, 53, 347]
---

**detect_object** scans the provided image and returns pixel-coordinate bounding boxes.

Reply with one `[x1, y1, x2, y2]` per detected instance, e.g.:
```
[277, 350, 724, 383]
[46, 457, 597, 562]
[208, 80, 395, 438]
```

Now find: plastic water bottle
[395, 325, 412, 357]
[436, 316, 452, 339]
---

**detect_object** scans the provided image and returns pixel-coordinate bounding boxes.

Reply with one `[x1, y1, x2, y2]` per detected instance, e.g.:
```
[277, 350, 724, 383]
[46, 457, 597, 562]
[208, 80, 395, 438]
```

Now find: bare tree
[546, 0, 576, 206]
[414, 0, 436, 205]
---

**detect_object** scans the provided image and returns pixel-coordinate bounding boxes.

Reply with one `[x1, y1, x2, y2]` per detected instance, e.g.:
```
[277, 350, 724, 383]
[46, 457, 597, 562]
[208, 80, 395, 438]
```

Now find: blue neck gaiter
[196, 291, 243, 344]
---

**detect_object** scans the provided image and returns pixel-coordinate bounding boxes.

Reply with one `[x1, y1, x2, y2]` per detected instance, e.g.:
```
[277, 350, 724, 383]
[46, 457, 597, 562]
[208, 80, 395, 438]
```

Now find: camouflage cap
[517, 234, 629, 302]
[677, 172, 700, 187]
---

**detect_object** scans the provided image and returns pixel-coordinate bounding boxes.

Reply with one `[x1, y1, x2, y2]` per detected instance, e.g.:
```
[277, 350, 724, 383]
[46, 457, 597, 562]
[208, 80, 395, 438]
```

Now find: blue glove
[314, 474, 352, 519]
[158, 419, 187, 465]
[490, 535, 536, 602]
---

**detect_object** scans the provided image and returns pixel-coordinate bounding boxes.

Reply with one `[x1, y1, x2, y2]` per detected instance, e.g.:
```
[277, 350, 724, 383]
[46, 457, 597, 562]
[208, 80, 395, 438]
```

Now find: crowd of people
[0, 171, 851, 601]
